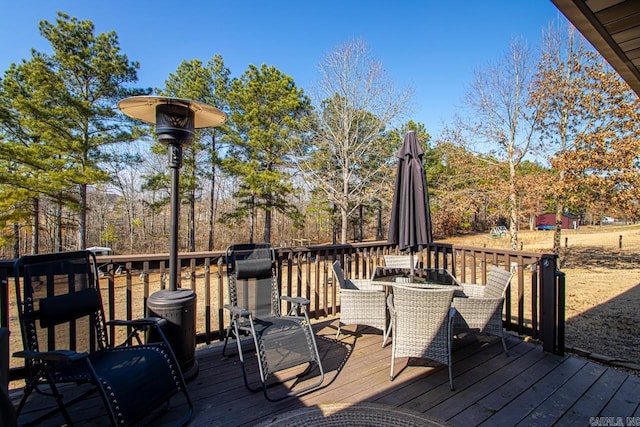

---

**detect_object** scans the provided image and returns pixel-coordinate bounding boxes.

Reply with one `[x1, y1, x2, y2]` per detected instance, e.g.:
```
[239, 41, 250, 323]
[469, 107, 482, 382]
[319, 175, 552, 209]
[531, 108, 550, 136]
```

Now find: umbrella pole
[409, 251, 415, 281]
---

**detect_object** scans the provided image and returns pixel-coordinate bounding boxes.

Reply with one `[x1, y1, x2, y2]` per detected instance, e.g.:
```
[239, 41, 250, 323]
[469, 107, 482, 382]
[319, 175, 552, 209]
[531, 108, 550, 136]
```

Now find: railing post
[217, 257, 225, 340]
[556, 269, 566, 356]
[540, 254, 564, 355]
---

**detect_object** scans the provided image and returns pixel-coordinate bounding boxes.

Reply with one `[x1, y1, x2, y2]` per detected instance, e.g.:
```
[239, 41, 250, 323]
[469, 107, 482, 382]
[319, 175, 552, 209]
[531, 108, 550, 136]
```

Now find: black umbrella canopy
[387, 130, 433, 262]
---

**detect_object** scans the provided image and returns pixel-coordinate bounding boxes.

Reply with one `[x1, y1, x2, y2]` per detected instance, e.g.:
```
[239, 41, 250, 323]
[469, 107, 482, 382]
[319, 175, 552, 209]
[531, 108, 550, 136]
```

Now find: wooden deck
[10, 317, 640, 426]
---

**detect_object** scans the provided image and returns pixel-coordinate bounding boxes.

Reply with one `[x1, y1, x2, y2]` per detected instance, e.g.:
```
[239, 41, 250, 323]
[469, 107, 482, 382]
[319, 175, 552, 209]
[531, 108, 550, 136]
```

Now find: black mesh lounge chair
[1, 327, 17, 427]
[223, 243, 324, 401]
[12, 250, 193, 426]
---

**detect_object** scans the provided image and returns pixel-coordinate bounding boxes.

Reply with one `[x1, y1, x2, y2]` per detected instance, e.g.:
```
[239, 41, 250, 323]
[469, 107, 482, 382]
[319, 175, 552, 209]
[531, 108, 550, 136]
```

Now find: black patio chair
[223, 243, 324, 401]
[1, 327, 17, 427]
[12, 250, 193, 426]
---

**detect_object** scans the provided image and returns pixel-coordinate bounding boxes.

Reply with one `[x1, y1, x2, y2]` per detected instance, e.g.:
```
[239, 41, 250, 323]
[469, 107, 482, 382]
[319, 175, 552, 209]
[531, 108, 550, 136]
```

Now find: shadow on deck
[10, 317, 640, 426]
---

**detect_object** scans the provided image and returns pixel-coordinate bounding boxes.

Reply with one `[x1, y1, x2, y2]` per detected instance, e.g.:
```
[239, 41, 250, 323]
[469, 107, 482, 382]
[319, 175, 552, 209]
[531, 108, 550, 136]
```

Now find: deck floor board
[8, 317, 640, 426]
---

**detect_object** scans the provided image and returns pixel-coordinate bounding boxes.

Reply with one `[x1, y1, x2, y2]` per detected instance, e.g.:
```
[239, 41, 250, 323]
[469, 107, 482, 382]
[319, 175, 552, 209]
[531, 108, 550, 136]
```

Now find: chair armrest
[339, 288, 383, 297]
[453, 296, 503, 306]
[452, 297, 504, 319]
[281, 296, 310, 306]
[106, 317, 168, 329]
[386, 294, 396, 316]
[451, 296, 504, 334]
[223, 304, 252, 317]
[459, 283, 485, 298]
[13, 349, 88, 362]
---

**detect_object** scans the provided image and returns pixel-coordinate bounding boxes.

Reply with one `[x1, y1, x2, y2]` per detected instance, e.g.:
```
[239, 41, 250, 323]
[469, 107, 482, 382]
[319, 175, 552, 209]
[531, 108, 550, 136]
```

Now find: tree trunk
[341, 173, 349, 243]
[263, 207, 272, 244]
[126, 199, 134, 254]
[509, 160, 519, 251]
[12, 223, 20, 258]
[56, 203, 63, 252]
[31, 197, 39, 254]
[208, 183, 215, 251]
[189, 191, 195, 252]
[249, 196, 255, 244]
[78, 184, 87, 250]
[553, 202, 564, 256]
[208, 135, 216, 251]
[377, 201, 383, 240]
[128, 219, 134, 254]
[341, 206, 348, 244]
[358, 205, 363, 242]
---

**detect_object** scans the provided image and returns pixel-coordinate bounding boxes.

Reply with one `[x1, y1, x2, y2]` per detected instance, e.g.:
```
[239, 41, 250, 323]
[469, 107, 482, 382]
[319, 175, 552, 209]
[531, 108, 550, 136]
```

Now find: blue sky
[1, 1, 566, 136]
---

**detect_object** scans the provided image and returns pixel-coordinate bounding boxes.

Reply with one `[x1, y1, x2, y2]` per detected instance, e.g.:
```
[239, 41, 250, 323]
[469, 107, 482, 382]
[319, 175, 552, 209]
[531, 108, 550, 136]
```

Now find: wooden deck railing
[0, 241, 564, 382]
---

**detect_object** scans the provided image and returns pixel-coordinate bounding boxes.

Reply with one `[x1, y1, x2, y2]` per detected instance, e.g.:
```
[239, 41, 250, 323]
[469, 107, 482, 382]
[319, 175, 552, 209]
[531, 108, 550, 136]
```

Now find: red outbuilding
[536, 213, 580, 230]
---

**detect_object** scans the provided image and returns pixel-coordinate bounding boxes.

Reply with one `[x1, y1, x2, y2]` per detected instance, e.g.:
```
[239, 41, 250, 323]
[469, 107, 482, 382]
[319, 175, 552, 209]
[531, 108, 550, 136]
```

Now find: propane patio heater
[118, 96, 226, 379]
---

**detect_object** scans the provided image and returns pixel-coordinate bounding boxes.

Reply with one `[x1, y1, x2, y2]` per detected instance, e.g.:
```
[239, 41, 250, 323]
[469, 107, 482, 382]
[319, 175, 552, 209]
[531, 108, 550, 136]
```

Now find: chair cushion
[235, 259, 273, 280]
[39, 288, 101, 327]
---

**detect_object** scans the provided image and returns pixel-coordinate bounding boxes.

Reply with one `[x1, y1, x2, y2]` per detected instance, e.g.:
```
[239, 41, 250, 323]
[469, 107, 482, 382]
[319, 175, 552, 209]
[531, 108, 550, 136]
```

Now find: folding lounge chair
[223, 243, 324, 401]
[13, 250, 193, 426]
[1, 327, 16, 427]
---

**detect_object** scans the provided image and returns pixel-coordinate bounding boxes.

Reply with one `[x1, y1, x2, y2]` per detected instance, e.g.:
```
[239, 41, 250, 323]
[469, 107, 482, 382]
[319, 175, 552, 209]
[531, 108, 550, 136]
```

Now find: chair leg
[232, 321, 261, 394]
[14, 378, 35, 419]
[17, 371, 76, 427]
[389, 341, 396, 381]
[447, 314, 455, 391]
[335, 323, 342, 341]
[501, 336, 509, 356]
[47, 379, 76, 427]
[389, 359, 395, 381]
[222, 324, 235, 357]
[382, 322, 392, 347]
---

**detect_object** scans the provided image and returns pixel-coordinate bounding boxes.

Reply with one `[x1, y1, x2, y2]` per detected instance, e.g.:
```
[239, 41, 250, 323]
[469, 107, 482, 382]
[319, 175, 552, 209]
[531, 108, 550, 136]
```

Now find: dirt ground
[441, 224, 640, 374]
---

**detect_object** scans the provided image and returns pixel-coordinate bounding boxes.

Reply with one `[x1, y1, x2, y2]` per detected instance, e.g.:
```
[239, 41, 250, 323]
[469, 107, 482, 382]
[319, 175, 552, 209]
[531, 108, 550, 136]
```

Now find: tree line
[1, 12, 638, 258]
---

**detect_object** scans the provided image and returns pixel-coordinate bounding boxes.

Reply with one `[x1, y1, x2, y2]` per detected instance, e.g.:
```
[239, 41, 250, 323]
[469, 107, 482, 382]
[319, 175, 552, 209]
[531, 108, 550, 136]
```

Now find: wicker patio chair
[388, 286, 456, 390]
[383, 255, 418, 268]
[223, 243, 324, 401]
[331, 261, 388, 345]
[12, 250, 193, 426]
[452, 265, 513, 355]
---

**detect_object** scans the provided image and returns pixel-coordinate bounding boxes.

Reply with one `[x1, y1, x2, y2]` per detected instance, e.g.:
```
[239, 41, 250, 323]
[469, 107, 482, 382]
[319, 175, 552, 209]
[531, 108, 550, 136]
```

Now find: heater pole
[168, 142, 182, 291]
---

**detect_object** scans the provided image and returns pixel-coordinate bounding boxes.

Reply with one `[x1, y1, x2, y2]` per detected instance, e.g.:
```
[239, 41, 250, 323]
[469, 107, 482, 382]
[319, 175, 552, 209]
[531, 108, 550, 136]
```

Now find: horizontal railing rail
[0, 241, 562, 382]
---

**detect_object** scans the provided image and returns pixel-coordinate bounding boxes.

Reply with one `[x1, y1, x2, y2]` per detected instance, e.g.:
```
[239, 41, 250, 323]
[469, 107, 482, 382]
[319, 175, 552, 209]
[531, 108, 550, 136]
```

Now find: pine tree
[0, 12, 146, 252]
[224, 64, 311, 243]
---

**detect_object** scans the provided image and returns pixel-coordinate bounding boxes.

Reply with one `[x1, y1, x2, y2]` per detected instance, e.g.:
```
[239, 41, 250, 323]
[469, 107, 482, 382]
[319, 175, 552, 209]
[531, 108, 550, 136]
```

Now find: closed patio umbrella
[387, 130, 433, 278]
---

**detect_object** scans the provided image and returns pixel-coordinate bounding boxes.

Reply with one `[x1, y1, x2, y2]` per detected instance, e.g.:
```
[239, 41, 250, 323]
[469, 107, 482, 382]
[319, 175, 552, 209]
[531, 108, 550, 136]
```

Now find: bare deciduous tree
[461, 37, 541, 250]
[300, 38, 412, 243]
[530, 23, 597, 254]
[532, 22, 640, 254]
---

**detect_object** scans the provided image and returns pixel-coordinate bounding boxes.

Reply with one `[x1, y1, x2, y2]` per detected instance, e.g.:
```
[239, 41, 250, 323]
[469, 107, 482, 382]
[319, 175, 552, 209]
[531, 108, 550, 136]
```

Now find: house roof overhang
[551, 0, 640, 97]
